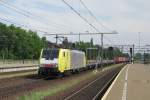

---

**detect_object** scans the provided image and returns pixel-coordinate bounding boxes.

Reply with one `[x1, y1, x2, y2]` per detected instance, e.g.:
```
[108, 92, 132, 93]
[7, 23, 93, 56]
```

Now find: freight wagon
[114, 57, 129, 63]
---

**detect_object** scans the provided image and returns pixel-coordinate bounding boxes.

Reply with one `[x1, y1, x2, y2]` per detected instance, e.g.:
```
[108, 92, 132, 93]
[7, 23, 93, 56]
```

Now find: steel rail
[92, 67, 120, 100]
[64, 66, 122, 100]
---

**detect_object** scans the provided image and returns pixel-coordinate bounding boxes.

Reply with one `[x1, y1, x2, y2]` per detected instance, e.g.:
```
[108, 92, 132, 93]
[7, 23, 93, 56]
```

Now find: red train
[114, 57, 129, 63]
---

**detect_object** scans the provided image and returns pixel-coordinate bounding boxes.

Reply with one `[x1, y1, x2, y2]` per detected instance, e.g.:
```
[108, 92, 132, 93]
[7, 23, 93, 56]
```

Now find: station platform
[102, 64, 150, 100]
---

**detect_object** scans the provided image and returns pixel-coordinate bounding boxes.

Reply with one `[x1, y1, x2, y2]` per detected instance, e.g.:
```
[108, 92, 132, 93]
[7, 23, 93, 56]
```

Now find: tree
[0, 22, 47, 59]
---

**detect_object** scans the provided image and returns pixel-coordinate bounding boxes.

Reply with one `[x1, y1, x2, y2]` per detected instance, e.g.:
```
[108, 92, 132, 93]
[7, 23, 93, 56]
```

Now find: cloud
[0, 0, 150, 45]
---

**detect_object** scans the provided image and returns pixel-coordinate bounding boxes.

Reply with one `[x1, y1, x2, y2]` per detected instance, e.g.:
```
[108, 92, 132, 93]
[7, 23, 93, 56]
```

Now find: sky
[0, 0, 149, 46]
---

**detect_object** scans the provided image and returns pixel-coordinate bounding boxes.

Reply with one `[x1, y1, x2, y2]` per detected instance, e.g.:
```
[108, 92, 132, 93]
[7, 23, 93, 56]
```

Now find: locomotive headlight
[55, 64, 58, 67]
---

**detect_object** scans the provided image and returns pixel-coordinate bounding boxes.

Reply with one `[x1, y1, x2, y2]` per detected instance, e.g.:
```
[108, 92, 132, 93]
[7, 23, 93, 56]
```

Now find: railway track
[0, 60, 113, 74]
[0, 74, 51, 99]
[0, 65, 38, 73]
[64, 65, 123, 100]
[0, 64, 124, 100]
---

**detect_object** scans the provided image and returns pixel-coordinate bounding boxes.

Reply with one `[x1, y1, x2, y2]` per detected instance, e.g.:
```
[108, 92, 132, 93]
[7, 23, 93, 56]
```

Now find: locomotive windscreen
[42, 49, 59, 60]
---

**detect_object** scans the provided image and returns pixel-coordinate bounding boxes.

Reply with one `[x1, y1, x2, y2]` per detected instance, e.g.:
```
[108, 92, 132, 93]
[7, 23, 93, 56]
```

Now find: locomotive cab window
[42, 49, 59, 60]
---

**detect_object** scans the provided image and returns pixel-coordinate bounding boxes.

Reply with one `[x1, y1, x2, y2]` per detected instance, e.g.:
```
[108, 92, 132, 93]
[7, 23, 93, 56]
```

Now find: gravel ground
[0, 64, 124, 100]
[45, 65, 123, 100]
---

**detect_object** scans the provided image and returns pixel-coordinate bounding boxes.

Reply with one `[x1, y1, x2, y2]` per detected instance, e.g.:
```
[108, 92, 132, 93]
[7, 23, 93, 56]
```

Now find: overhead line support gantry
[44, 32, 118, 71]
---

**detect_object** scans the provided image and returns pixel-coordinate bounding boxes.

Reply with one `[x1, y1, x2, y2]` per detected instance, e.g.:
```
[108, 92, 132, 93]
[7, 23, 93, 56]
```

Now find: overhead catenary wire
[0, 0, 66, 28]
[62, 0, 117, 41]
[79, 0, 117, 45]
[0, 0, 118, 46]
[79, 0, 113, 32]
[0, 17, 55, 34]
[0, 15, 63, 34]
[1, 0, 112, 34]
[62, 0, 101, 33]
[0, 3, 81, 36]
[0, 17, 27, 28]
[0, 0, 73, 32]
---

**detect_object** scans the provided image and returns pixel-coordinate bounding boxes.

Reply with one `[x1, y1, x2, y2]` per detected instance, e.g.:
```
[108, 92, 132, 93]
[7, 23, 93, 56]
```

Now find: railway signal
[130, 47, 133, 63]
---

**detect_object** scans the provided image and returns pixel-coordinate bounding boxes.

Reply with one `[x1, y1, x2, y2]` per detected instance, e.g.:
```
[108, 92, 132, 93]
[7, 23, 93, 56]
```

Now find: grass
[18, 64, 123, 100]
[18, 70, 97, 100]
[18, 78, 80, 100]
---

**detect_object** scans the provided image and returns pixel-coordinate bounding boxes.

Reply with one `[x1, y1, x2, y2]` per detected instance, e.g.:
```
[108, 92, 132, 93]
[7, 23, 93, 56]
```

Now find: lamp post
[138, 32, 141, 53]
[138, 32, 141, 63]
